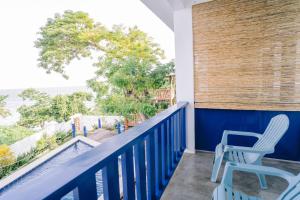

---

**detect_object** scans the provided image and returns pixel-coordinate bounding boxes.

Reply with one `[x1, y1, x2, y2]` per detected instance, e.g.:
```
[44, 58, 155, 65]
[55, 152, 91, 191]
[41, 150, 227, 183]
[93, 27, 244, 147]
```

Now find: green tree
[34, 10, 107, 79]
[51, 92, 92, 122]
[17, 89, 92, 128]
[0, 95, 10, 117]
[35, 11, 173, 119]
[18, 89, 52, 128]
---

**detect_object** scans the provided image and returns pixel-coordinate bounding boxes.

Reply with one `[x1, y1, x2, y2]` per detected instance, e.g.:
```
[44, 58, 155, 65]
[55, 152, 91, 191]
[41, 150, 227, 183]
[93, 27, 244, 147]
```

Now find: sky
[0, 0, 174, 90]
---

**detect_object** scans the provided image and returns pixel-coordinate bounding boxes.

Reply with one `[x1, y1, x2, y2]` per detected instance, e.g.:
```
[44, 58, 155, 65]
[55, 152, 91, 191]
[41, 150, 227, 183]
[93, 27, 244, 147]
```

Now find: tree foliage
[17, 88, 92, 128]
[0, 126, 34, 145]
[18, 89, 52, 128]
[51, 92, 92, 122]
[35, 11, 174, 119]
[0, 95, 10, 118]
[34, 10, 107, 79]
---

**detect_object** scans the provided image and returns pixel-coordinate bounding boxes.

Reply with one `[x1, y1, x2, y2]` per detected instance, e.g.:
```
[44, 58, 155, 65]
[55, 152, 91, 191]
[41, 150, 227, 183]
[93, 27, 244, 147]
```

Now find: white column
[174, 8, 195, 153]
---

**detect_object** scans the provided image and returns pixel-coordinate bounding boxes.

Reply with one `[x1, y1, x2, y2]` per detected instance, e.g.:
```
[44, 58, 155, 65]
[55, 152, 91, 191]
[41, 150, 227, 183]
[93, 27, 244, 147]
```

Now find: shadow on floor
[161, 151, 300, 200]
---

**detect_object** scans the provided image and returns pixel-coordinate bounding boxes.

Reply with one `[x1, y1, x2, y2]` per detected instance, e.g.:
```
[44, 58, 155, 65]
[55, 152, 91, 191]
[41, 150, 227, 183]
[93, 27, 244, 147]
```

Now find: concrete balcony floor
[161, 152, 300, 200]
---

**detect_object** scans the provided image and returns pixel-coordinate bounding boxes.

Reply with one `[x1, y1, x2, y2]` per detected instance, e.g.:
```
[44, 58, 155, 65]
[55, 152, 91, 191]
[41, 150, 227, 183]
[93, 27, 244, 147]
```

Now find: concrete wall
[174, 8, 195, 153]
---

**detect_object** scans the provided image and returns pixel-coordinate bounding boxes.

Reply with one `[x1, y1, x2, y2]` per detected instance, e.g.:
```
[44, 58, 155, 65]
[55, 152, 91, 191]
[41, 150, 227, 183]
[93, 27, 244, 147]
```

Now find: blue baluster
[72, 123, 76, 138]
[77, 172, 98, 200]
[183, 108, 186, 149]
[161, 123, 167, 186]
[154, 127, 162, 196]
[166, 119, 171, 176]
[176, 112, 180, 161]
[116, 122, 121, 134]
[103, 158, 120, 200]
[83, 126, 88, 137]
[98, 118, 102, 128]
[170, 116, 175, 169]
[121, 148, 135, 200]
[134, 141, 147, 200]
[146, 132, 156, 200]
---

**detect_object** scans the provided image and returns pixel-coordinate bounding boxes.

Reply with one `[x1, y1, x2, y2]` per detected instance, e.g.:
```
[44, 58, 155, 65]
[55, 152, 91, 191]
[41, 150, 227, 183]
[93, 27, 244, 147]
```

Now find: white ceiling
[140, 0, 211, 30]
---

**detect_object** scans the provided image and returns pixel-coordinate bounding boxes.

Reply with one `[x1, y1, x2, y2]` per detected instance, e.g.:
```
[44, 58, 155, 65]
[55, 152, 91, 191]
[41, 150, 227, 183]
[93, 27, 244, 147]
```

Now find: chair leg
[256, 161, 268, 189]
[211, 154, 223, 182]
[257, 173, 267, 189]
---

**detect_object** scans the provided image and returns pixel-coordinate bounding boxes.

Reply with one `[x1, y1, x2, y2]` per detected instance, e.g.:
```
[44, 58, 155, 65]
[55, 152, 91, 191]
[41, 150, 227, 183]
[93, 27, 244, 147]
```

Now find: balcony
[1, 0, 299, 199]
[0, 102, 188, 200]
[1, 102, 299, 200]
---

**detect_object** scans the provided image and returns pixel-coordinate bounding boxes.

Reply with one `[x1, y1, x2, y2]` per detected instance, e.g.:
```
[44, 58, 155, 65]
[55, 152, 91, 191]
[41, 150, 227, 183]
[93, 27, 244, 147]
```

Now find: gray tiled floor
[161, 151, 300, 200]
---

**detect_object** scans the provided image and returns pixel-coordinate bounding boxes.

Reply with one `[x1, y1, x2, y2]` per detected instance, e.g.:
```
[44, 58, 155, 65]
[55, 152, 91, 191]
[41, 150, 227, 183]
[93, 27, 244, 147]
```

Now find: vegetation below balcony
[0, 126, 34, 145]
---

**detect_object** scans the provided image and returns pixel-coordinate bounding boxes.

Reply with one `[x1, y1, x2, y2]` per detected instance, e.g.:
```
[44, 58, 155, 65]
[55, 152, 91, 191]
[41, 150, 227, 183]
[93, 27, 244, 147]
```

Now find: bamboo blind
[192, 0, 300, 111]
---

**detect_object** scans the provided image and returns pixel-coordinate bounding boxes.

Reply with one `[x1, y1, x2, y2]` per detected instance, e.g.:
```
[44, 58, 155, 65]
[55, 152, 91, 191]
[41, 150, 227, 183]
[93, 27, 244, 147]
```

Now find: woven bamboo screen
[192, 0, 300, 111]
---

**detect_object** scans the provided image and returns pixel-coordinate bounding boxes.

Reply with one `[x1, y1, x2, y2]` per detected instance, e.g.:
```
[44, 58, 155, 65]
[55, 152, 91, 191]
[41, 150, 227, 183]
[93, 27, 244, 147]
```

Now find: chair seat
[212, 185, 261, 200]
[225, 150, 260, 164]
[215, 144, 260, 164]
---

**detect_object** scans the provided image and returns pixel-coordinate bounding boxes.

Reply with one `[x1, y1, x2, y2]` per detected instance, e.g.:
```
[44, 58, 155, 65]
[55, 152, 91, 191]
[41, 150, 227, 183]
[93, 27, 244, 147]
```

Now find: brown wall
[192, 0, 300, 111]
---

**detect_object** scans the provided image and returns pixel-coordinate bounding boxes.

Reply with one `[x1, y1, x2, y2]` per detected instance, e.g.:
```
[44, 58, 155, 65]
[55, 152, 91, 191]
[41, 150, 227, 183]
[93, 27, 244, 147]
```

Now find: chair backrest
[253, 114, 289, 152]
[279, 174, 300, 200]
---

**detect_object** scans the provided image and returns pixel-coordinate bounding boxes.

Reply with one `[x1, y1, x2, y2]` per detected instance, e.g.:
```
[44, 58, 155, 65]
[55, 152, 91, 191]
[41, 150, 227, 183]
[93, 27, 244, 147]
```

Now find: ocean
[0, 86, 92, 126]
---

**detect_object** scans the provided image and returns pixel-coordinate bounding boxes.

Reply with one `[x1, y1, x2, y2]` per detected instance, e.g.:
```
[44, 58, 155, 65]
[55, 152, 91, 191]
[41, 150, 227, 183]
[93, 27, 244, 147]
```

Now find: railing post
[154, 127, 162, 196]
[179, 108, 185, 152]
[183, 107, 187, 149]
[103, 158, 120, 200]
[146, 132, 156, 200]
[134, 140, 147, 200]
[174, 113, 178, 162]
[170, 116, 175, 169]
[77, 173, 98, 200]
[121, 148, 135, 200]
[161, 123, 167, 186]
[176, 112, 181, 161]
[166, 119, 171, 176]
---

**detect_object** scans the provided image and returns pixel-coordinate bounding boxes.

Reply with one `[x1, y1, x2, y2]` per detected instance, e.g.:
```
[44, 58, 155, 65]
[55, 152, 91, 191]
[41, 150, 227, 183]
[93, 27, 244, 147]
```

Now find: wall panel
[195, 108, 300, 161]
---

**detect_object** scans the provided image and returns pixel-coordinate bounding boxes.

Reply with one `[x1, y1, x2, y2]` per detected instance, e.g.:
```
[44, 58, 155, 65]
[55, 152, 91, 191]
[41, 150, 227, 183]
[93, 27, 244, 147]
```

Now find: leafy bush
[55, 131, 71, 145]
[0, 126, 34, 145]
[36, 134, 58, 152]
[0, 145, 15, 167]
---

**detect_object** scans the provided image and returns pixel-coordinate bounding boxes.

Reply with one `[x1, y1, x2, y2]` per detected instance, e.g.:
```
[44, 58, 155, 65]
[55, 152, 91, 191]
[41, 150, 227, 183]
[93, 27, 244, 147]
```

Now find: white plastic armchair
[212, 162, 298, 200]
[211, 114, 289, 189]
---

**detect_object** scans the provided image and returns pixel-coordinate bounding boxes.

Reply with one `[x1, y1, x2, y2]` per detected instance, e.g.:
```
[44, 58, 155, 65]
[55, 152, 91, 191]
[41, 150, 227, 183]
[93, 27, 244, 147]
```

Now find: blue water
[0, 141, 103, 199]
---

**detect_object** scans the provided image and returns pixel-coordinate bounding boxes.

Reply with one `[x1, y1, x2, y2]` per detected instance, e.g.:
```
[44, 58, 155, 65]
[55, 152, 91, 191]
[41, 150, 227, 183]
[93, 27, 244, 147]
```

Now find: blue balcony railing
[0, 102, 188, 200]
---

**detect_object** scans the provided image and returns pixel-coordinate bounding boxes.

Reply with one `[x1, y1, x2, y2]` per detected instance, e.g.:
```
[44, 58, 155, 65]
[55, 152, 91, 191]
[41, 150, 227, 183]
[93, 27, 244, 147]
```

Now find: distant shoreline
[0, 85, 88, 91]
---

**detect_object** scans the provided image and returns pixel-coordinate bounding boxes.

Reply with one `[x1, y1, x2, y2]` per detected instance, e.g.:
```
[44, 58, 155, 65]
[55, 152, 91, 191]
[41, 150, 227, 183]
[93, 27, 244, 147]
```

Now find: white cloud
[0, 0, 174, 89]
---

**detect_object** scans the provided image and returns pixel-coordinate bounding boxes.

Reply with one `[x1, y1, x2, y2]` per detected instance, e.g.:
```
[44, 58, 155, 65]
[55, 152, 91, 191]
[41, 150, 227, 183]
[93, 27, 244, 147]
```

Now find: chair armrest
[221, 162, 294, 187]
[221, 130, 262, 145]
[224, 145, 273, 154]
